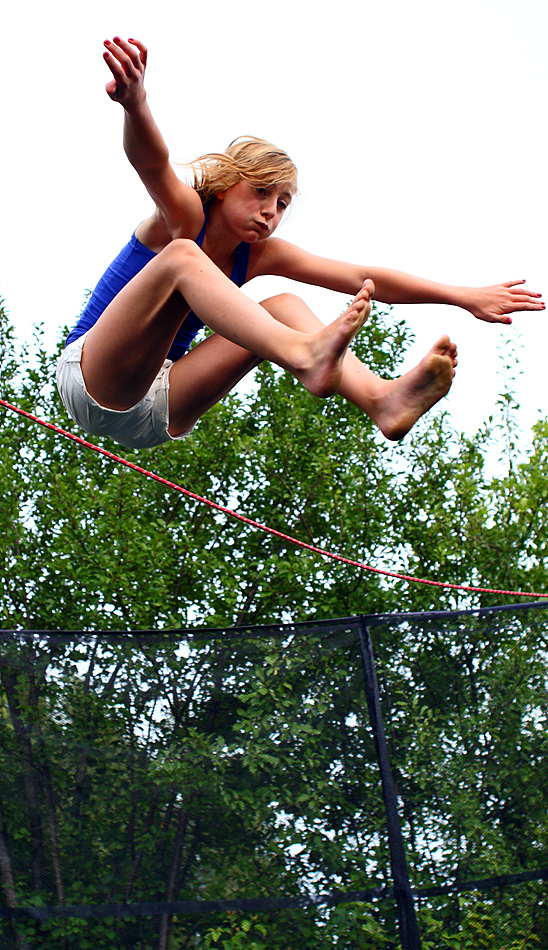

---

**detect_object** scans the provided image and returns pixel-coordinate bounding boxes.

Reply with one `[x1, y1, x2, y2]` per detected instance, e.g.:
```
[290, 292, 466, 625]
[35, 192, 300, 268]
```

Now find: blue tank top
[65, 206, 250, 362]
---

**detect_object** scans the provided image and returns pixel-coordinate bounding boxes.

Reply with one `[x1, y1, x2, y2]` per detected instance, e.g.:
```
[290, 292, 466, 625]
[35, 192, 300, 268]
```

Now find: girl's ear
[215, 191, 226, 201]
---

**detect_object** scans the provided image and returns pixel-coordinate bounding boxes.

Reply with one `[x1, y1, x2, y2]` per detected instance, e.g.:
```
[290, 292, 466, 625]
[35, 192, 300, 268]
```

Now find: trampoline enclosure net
[0, 603, 547, 949]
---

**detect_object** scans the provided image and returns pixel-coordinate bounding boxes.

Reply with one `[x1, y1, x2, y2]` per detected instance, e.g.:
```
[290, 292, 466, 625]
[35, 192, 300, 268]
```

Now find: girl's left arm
[254, 238, 544, 325]
[102, 37, 204, 238]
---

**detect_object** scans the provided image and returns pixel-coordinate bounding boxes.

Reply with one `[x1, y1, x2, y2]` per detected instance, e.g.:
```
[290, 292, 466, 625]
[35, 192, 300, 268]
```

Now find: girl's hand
[103, 37, 148, 111]
[464, 280, 545, 325]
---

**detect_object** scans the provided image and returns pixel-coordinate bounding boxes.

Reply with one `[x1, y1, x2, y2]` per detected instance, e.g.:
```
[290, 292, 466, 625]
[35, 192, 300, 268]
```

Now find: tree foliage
[1, 299, 547, 948]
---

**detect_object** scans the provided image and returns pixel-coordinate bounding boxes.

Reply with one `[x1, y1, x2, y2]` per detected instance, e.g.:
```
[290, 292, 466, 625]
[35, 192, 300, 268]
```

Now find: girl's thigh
[166, 332, 259, 437]
[81, 258, 190, 411]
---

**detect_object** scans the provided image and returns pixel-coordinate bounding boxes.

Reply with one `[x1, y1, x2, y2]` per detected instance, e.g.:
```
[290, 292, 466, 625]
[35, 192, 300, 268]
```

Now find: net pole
[358, 619, 422, 950]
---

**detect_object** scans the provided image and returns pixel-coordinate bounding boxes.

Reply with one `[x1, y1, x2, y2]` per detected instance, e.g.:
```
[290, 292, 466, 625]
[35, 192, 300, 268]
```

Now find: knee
[260, 292, 302, 312]
[159, 238, 205, 270]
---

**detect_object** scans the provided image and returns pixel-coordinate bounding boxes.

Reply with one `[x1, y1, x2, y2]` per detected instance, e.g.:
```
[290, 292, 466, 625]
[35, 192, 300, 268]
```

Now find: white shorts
[56, 333, 194, 449]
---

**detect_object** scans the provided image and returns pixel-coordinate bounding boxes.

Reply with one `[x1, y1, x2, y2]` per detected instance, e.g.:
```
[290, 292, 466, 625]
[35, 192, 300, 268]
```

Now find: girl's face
[216, 180, 293, 241]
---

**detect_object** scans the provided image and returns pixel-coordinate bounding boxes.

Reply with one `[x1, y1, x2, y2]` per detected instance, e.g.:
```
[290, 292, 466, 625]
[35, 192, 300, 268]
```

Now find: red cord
[1, 398, 546, 600]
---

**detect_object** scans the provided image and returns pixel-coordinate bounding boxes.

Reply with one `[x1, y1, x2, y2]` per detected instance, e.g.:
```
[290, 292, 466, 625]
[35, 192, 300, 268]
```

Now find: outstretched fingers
[468, 280, 545, 325]
[126, 38, 148, 68]
[503, 279, 545, 310]
[103, 37, 148, 105]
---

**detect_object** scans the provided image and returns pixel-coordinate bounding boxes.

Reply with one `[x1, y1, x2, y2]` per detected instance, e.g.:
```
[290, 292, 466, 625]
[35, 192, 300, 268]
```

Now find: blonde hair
[186, 136, 298, 204]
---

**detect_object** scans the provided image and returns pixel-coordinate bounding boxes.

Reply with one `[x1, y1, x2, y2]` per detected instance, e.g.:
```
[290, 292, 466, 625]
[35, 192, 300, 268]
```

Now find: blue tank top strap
[231, 241, 250, 287]
[195, 206, 208, 247]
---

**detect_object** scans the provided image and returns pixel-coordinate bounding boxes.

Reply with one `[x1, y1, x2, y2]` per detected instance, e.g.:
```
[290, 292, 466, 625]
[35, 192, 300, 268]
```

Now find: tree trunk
[0, 658, 47, 892]
[157, 808, 189, 950]
[0, 791, 32, 950]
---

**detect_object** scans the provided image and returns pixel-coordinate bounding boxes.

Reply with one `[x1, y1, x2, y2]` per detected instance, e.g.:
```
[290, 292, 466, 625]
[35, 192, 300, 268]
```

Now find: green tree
[1, 299, 547, 949]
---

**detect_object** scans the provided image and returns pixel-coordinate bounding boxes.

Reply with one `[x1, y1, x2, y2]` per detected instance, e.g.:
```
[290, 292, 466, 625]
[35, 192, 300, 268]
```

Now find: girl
[57, 37, 544, 450]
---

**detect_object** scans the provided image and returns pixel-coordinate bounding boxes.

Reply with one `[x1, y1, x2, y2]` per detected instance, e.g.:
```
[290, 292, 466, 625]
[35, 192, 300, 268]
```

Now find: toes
[433, 335, 455, 357]
[353, 280, 374, 304]
[350, 298, 367, 317]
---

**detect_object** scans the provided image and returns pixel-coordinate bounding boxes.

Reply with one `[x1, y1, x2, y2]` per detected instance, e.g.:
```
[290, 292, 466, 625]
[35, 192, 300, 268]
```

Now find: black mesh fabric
[1, 603, 547, 949]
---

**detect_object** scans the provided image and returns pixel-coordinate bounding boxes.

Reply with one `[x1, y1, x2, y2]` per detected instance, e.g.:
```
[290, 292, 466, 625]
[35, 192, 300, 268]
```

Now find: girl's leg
[167, 332, 260, 436]
[260, 293, 457, 441]
[166, 292, 456, 440]
[81, 239, 371, 410]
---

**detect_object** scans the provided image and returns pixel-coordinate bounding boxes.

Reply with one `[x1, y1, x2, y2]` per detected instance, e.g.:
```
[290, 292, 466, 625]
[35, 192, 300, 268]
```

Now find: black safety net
[1, 601, 547, 949]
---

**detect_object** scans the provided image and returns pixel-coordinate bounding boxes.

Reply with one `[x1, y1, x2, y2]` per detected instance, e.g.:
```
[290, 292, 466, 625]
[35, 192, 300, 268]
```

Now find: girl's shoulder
[139, 169, 205, 242]
[161, 181, 205, 240]
[134, 200, 205, 252]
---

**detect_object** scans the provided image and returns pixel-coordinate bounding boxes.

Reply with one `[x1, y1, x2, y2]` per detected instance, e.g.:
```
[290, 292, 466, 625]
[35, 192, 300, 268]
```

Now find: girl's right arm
[252, 238, 544, 326]
[103, 37, 203, 238]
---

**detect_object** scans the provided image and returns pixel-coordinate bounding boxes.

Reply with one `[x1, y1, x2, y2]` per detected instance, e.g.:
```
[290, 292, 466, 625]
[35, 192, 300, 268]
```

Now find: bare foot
[294, 281, 373, 397]
[372, 335, 457, 440]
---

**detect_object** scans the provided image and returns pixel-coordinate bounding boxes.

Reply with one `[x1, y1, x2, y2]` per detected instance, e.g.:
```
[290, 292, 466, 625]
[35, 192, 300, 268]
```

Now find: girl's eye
[278, 200, 288, 212]
[256, 187, 267, 197]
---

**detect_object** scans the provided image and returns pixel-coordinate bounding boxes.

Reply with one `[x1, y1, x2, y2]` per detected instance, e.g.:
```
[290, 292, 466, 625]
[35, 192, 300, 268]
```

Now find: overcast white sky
[1, 0, 546, 440]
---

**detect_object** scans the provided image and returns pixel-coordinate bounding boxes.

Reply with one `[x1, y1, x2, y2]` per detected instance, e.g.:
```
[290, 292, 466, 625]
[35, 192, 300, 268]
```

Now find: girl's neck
[201, 199, 242, 264]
